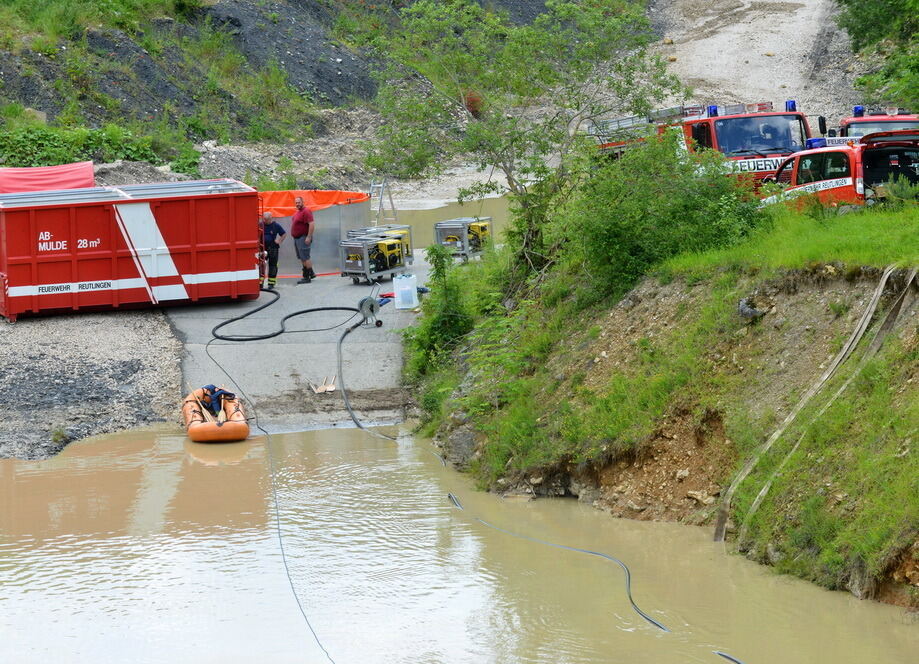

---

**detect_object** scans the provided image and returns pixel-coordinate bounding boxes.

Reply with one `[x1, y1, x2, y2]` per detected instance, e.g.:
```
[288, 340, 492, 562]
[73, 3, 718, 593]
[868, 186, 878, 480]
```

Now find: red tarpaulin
[259, 189, 369, 217]
[0, 161, 95, 194]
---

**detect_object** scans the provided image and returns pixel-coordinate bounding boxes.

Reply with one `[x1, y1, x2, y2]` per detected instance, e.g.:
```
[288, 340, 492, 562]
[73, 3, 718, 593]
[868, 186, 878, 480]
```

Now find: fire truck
[818, 106, 919, 143]
[592, 100, 813, 181]
[760, 130, 919, 207]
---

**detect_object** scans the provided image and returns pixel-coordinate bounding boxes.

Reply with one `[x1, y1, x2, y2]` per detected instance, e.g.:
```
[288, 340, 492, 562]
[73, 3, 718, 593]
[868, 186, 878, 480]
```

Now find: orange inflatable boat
[182, 385, 250, 443]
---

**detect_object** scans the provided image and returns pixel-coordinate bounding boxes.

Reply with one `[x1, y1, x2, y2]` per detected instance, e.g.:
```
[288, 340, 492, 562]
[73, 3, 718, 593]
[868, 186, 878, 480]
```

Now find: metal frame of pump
[339, 227, 414, 285]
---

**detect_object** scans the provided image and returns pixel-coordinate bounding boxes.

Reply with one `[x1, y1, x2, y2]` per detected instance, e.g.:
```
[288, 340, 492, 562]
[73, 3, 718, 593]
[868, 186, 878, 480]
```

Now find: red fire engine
[761, 130, 919, 207]
[819, 106, 919, 142]
[593, 100, 813, 181]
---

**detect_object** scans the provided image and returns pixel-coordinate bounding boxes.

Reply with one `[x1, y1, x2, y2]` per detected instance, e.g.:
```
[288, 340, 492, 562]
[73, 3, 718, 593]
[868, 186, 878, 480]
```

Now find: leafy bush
[835, 0, 916, 51]
[879, 174, 919, 207]
[835, 0, 918, 108]
[1, 1, 197, 40]
[0, 124, 159, 167]
[403, 244, 473, 380]
[565, 131, 767, 295]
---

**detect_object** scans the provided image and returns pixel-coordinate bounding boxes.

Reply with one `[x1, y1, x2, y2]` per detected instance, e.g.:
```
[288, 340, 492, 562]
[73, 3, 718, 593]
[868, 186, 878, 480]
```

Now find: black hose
[202, 288, 353, 663]
[212, 287, 361, 341]
[336, 320, 399, 443]
[336, 320, 446, 467]
[447, 492, 749, 662]
[446, 493, 669, 632]
[205, 341, 335, 663]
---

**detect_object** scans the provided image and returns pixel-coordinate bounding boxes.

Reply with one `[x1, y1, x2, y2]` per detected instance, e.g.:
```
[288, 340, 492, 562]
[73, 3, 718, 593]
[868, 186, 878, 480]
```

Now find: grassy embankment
[408, 175, 918, 599]
[0, 0, 316, 177]
[670, 209, 917, 592]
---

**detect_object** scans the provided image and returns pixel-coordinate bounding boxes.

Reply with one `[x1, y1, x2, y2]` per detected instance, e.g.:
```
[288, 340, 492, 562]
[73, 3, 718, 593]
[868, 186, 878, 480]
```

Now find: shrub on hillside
[0, 125, 159, 167]
[403, 244, 473, 380]
[834, 0, 918, 108]
[565, 131, 767, 292]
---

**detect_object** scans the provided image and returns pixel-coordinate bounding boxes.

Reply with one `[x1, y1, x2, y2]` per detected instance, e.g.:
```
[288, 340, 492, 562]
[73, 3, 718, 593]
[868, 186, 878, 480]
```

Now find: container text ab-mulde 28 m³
[0, 180, 261, 322]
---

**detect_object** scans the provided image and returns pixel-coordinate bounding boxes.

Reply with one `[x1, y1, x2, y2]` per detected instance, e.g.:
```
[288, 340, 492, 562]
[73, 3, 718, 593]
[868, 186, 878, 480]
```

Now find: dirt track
[650, 0, 865, 122]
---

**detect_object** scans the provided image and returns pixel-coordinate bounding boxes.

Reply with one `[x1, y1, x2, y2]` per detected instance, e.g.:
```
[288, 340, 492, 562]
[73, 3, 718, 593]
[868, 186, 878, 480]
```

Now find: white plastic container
[394, 273, 419, 309]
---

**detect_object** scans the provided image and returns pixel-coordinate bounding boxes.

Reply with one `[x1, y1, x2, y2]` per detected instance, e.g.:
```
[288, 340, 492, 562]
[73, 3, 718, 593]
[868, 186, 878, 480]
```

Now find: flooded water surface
[1, 427, 916, 663]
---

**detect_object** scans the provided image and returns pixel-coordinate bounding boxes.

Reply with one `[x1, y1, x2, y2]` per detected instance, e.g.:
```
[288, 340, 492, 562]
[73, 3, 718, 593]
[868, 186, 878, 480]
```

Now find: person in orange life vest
[260, 211, 286, 290]
[290, 196, 315, 284]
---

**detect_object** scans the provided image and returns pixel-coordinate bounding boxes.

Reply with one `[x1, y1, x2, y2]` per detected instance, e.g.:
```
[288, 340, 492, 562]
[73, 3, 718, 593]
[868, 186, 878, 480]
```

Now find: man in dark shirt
[290, 196, 315, 284]
[260, 211, 286, 290]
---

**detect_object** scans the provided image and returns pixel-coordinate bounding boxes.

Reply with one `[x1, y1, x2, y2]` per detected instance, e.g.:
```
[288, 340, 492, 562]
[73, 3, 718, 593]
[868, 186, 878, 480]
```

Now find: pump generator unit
[434, 217, 492, 260]
[339, 225, 414, 284]
[346, 224, 413, 263]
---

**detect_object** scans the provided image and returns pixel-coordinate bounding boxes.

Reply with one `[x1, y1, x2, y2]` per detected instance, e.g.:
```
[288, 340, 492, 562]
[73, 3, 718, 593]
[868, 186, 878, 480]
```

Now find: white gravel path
[649, 0, 866, 123]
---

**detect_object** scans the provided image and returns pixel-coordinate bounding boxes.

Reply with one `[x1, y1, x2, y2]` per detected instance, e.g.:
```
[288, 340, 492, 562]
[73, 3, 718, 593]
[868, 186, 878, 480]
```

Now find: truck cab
[819, 106, 919, 145]
[762, 130, 919, 206]
[594, 100, 812, 182]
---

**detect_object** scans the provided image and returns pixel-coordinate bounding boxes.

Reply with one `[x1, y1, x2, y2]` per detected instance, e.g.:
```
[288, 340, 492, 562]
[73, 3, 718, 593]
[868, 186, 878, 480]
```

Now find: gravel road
[0, 311, 182, 459]
[650, 0, 865, 123]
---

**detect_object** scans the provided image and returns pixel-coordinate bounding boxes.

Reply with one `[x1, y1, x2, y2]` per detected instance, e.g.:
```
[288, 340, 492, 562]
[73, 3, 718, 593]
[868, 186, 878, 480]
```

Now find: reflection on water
[1, 426, 916, 663]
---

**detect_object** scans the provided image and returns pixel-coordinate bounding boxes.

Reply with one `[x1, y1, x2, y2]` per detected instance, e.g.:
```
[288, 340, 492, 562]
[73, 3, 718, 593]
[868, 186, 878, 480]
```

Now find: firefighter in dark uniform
[260, 211, 286, 290]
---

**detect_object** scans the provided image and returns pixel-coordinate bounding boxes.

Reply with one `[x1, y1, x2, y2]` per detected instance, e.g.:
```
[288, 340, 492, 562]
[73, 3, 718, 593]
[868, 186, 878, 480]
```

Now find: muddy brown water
[1, 426, 916, 663]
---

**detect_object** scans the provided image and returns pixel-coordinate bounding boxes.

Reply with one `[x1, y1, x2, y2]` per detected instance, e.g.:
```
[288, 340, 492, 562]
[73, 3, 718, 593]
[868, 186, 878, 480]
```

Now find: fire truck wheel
[352, 277, 361, 284]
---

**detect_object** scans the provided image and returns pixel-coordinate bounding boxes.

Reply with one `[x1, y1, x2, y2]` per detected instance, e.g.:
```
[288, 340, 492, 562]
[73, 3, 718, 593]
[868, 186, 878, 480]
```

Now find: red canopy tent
[0, 161, 95, 194]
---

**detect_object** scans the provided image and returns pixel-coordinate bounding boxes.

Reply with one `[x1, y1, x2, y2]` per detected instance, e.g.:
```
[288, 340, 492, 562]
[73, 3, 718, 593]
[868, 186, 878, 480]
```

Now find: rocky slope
[649, 0, 869, 123]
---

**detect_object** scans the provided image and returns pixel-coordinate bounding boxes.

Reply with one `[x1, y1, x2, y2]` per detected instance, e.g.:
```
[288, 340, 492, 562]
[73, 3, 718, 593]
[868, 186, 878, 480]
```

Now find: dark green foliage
[403, 244, 474, 380]
[835, 0, 916, 50]
[835, 0, 919, 107]
[0, 124, 159, 167]
[880, 174, 919, 206]
[365, 0, 681, 277]
[0, 1, 200, 40]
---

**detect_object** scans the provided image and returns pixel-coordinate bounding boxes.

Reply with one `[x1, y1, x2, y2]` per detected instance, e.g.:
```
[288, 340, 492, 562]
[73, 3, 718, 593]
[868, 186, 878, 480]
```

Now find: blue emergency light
[785, 100, 797, 112]
[805, 138, 827, 149]
[853, 105, 865, 117]
[707, 105, 719, 117]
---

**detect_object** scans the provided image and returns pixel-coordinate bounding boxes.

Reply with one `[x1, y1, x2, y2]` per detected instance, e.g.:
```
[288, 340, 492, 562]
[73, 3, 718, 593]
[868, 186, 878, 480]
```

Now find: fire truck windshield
[713, 114, 807, 156]
[845, 120, 919, 137]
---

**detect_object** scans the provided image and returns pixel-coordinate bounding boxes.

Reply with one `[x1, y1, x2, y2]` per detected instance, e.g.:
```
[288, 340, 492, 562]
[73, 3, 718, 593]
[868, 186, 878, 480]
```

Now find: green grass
[0, 10, 319, 172]
[737, 338, 918, 590]
[0, 124, 159, 167]
[0, 1, 197, 44]
[662, 206, 919, 278]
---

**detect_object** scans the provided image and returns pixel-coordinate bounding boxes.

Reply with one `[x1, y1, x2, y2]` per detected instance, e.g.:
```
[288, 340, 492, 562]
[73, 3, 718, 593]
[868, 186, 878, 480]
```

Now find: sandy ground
[649, 0, 865, 123]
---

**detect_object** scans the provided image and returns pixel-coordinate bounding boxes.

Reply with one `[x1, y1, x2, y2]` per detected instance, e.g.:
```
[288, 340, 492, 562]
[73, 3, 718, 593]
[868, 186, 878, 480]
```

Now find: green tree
[565, 130, 767, 293]
[835, 0, 919, 108]
[366, 0, 681, 277]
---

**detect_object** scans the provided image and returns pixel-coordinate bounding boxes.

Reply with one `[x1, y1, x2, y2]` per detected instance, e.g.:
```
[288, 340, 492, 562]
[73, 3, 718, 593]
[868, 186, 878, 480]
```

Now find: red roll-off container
[0, 179, 260, 321]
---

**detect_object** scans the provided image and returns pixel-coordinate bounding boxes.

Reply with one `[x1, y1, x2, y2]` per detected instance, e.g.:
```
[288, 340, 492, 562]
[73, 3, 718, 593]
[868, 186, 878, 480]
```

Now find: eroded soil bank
[434, 267, 919, 607]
